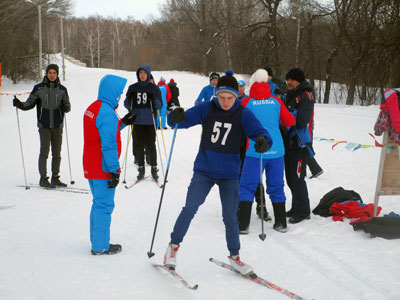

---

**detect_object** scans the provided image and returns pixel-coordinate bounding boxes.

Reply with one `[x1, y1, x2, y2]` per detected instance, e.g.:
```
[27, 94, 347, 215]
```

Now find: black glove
[170, 107, 186, 123]
[108, 173, 120, 188]
[121, 111, 137, 125]
[60, 102, 69, 113]
[254, 135, 270, 153]
[13, 96, 24, 109]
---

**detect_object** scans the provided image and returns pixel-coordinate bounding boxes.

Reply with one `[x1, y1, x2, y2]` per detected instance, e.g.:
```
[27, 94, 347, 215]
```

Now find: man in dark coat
[282, 67, 314, 224]
[13, 64, 71, 188]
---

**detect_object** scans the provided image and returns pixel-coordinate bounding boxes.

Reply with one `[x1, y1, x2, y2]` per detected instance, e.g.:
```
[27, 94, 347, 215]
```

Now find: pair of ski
[125, 176, 163, 189]
[17, 184, 90, 194]
[154, 257, 308, 300]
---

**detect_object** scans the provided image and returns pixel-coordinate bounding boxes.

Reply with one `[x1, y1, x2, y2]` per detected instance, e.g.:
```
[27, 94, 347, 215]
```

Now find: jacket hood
[136, 65, 151, 84]
[249, 82, 272, 100]
[98, 74, 127, 109]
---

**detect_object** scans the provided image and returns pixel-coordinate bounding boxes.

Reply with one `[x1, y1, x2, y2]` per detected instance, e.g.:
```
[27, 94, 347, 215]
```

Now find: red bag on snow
[329, 201, 382, 225]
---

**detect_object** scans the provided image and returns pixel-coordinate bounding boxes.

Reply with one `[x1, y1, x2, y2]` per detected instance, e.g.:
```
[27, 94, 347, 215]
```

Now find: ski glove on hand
[170, 107, 186, 123]
[60, 102, 69, 113]
[121, 111, 137, 125]
[108, 173, 120, 188]
[254, 135, 270, 153]
[13, 96, 24, 109]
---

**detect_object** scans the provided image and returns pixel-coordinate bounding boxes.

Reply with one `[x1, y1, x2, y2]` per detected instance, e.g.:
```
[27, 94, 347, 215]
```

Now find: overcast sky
[71, 0, 165, 21]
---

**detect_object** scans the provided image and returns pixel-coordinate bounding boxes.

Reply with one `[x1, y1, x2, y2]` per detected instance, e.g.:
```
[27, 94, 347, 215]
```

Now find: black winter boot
[51, 176, 67, 187]
[91, 244, 122, 255]
[39, 177, 55, 188]
[137, 166, 145, 180]
[255, 184, 272, 222]
[151, 166, 159, 180]
[272, 202, 288, 233]
[237, 201, 252, 234]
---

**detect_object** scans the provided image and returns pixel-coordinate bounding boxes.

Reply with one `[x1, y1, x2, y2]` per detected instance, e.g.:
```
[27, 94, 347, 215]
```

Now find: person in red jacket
[83, 74, 136, 255]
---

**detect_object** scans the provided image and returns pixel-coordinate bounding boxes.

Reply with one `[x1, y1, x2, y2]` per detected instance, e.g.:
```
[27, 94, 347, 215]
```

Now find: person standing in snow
[282, 67, 314, 224]
[238, 69, 295, 234]
[13, 64, 71, 188]
[167, 78, 180, 110]
[124, 66, 163, 181]
[83, 74, 136, 255]
[234, 74, 248, 102]
[157, 76, 171, 129]
[194, 72, 219, 105]
[163, 71, 272, 275]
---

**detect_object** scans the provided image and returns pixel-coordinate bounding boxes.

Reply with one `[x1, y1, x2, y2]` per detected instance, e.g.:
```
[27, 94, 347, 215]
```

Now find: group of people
[13, 62, 322, 275]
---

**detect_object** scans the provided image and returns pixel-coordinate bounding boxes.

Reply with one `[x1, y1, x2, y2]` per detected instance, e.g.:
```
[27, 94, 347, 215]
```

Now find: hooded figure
[123, 65, 163, 181]
[83, 74, 129, 255]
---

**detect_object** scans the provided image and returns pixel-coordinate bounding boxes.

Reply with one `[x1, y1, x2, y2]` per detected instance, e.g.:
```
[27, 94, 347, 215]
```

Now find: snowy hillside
[0, 57, 399, 300]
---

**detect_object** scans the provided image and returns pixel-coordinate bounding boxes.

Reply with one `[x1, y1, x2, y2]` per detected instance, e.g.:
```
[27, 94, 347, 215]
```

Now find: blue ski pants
[170, 172, 241, 256]
[239, 156, 286, 203]
[88, 179, 116, 252]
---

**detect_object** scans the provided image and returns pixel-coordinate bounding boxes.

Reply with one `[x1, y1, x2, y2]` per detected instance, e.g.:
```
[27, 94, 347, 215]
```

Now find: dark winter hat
[286, 67, 306, 83]
[46, 64, 59, 75]
[216, 70, 238, 97]
[209, 72, 220, 81]
[264, 66, 273, 77]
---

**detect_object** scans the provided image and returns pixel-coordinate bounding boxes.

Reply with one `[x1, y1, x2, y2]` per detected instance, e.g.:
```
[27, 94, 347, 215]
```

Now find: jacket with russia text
[83, 74, 128, 179]
[242, 81, 295, 159]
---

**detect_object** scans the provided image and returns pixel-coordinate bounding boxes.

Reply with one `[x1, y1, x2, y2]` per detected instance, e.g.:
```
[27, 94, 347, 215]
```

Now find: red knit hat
[169, 78, 175, 83]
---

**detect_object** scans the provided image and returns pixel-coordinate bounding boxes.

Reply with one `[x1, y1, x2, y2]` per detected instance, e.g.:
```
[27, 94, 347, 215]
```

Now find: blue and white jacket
[194, 82, 217, 105]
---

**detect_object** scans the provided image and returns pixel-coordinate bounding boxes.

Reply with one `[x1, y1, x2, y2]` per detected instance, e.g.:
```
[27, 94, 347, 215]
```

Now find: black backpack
[312, 187, 362, 217]
[353, 217, 400, 239]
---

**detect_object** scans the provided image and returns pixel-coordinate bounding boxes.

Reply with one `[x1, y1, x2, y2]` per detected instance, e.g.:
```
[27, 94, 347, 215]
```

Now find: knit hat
[234, 74, 246, 86]
[160, 76, 166, 82]
[249, 69, 269, 88]
[286, 67, 305, 83]
[264, 66, 273, 78]
[169, 78, 175, 83]
[46, 64, 59, 75]
[216, 70, 238, 97]
[209, 72, 220, 81]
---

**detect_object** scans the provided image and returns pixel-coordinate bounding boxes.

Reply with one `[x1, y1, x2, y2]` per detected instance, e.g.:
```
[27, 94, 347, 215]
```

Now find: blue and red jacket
[83, 75, 127, 179]
[241, 82, 295, 159]
[168, 97, 272, 179]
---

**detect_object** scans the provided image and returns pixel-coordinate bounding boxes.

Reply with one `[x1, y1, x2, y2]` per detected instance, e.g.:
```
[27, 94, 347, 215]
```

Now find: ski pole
[64, 116, 75, 184]
[15, 108, 29, 190]
[147, 124, 178, 258]
[259, 153, 266, 241]
[157, 110, 168, 162]
[122, 125, 134, 184]
[150, 101, 165, 180]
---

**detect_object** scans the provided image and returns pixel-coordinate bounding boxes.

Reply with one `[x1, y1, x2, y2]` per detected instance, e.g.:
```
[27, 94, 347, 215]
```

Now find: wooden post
[374, 131, 400, 216]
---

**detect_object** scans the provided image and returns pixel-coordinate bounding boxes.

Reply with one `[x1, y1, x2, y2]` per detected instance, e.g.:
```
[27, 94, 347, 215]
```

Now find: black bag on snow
[353, 217, 400, 239]
[312, 187, 362, 217]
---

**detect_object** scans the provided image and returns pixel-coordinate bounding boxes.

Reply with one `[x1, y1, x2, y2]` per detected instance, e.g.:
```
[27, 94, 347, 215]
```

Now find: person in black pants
[124, 65, 162, 180]
[282, 67, 314, 224]
[13, 64, 71, 188]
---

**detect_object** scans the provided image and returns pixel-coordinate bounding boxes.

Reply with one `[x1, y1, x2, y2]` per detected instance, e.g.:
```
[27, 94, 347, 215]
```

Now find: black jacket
[19, 76, 70, 128]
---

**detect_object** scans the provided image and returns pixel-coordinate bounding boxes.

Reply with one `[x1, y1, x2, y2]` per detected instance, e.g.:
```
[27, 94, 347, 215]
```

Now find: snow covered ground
[1, 57, 399, 300]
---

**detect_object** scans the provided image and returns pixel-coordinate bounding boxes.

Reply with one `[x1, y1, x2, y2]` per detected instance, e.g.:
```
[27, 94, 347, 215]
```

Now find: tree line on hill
[1, 0, 399, 105]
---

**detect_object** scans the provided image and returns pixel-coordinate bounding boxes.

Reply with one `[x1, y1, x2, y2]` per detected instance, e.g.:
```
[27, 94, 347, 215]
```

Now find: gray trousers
[38, 128, 63, 178]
